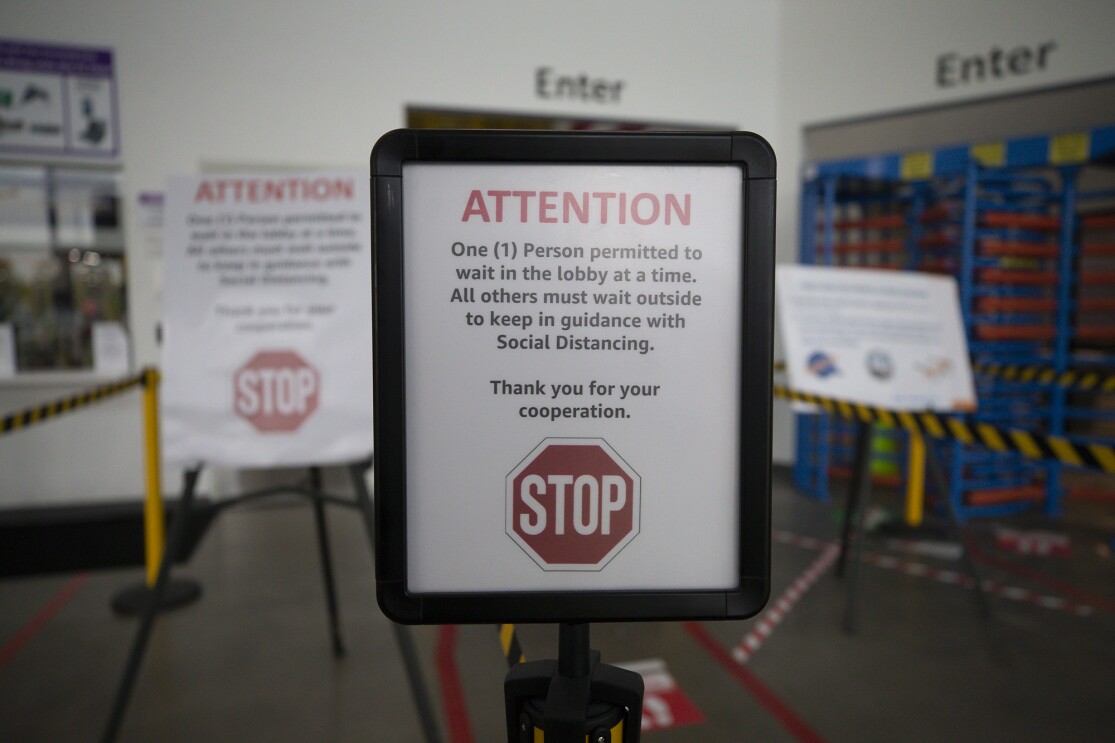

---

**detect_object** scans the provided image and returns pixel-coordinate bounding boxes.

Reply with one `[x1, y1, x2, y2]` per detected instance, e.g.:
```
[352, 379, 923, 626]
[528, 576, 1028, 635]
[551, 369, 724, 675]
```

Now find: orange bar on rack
[967, 485, 1046, 506]
[975, 324, 1056, 341]
[976, 296, 1057, 312]
[979, 268, 1059, 284]
[918, 258, 955, 273]
[834, 239, 905, 254]
[981, 212, 1062, 231]
[979, 239, 1059, 258]
[918, 233, 957, 248]
[1075, 326, 1115, 342]
[830, 214, 907, 230]
[1078, 297, 1115, 312]
[1080, 271, 1115, 286]
[1081, 214, 1115, 230]
[919, 204, 956, 223]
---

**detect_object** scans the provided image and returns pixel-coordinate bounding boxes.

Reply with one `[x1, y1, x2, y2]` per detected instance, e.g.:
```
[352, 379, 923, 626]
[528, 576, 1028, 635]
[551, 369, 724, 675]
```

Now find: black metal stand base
[100, 461, 439, 743]
[110, 578, 202, 616]
[505, 623, 643, 743]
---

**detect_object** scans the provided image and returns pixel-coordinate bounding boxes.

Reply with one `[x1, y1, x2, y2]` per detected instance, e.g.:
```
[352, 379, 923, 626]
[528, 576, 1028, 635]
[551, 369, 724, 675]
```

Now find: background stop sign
[507, 438, 640, 571]
[233, 350, 320, 433]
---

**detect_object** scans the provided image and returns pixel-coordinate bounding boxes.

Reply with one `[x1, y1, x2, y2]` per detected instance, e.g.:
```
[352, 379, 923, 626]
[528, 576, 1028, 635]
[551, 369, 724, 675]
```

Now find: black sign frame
[371, 129, 774, 624]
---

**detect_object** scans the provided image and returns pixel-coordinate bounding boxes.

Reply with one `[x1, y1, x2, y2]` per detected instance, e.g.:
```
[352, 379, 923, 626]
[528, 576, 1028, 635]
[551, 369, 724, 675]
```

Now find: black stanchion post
[504, 622, 643, 743]
[111, 368, 201, 616]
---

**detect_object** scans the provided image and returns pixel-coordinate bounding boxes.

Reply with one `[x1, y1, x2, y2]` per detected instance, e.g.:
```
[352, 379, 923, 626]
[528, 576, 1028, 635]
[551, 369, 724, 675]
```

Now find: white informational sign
[134, 191, 165, 303]
[0, 323, 15, 377]
[776, 265, 976, 411]
[161, 172, 373, 467]
[403, 163, 743, 593]
[54, 170, 116, 246]
[92, 322, 130, 376]
[0, 166, 50, 248]
[0, 40, 119, 159]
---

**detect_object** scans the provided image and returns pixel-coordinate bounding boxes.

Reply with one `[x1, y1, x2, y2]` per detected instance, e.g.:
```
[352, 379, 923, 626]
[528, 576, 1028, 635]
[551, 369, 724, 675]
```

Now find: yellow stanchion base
[110, 579, 202, 617]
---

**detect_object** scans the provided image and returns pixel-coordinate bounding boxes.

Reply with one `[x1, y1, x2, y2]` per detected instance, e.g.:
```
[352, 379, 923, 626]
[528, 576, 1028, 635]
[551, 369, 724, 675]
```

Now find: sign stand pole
[504, 622, 644, 743]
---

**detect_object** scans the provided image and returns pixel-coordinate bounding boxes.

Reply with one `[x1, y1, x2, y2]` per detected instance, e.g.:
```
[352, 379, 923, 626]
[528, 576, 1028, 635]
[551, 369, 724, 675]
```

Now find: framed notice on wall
[371, 130, 775, 624]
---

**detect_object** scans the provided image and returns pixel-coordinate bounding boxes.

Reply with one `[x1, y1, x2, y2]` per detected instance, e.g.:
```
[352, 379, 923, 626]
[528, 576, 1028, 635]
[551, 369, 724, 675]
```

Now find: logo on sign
[506, 437, 640, 571]
[806, 350, 838, 378]
[865, 349, 894, 380]
[233, 350, 320, 433]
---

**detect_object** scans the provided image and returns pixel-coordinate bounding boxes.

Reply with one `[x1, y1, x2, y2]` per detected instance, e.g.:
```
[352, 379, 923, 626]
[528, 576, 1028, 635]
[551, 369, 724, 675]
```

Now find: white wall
[0, 0, 781, 506]
[6, 0, 1115, 506]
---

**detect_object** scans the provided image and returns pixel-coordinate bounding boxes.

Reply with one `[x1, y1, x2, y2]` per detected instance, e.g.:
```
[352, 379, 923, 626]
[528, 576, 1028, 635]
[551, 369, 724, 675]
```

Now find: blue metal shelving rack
[794, 124, 1115, 519]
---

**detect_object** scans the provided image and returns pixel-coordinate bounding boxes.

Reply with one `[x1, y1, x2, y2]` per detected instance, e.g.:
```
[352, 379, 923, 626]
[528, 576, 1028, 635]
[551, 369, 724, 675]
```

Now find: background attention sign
[161, 171, 373, 467]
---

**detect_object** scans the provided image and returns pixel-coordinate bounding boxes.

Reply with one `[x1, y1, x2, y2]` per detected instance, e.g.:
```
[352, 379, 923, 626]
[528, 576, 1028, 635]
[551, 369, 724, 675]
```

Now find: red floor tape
[0, 572, 90, 671]
[685, 621, 829, 743]
[435, 624, 476, 743]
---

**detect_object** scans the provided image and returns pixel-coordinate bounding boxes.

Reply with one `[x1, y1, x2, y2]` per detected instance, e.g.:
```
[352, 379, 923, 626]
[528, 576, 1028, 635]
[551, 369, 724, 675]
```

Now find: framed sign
[161, 171, 374, 468]
[777, 265, 976, 412]
[371, 130, 774, 623]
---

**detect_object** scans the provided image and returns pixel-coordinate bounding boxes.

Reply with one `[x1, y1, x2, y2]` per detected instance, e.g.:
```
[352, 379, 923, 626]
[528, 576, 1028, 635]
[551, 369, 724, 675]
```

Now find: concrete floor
[2, 467, 1113, 742]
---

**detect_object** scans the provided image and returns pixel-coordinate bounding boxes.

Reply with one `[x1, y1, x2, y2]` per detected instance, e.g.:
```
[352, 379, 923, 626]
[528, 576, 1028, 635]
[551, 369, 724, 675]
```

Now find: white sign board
[0, 166, 50, 248]
[776, 264, 976, 411]
[161, 172, 373, 467]
[0, 323, 15, 378]
[402, 162, 744, 594]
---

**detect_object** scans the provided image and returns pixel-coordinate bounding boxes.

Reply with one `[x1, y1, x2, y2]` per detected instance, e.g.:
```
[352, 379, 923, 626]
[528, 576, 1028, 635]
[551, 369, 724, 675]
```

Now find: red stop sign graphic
[506, 438, 640, 571]
[233, 350, 320, 433]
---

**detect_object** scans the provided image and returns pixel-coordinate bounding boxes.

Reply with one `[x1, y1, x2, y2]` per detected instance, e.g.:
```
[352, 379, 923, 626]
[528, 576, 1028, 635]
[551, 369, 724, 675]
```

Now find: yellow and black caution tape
[973, 362, 1115, 393]
[778, 359, 1115, 393]
[499, 623, 525, 668]
[774, 385, 1115, 475]
[1, 370, 149, 438]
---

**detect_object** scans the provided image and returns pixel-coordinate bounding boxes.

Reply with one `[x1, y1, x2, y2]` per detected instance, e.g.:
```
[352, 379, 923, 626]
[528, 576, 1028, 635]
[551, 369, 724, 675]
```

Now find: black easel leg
[348, 461, 443, 743]
[840, 421, 874, 634]
[101, 466, 200, 743]
[393, 623, 444, 743]
[837, 421, 874, 578]
[310, 467, 345, 657]
[923, 440, 992, 620]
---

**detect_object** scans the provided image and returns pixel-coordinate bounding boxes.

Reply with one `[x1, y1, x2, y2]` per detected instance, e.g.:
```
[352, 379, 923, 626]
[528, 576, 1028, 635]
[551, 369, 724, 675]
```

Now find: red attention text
[462, 190, 691, 226]
[194, 177, 354, 203]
